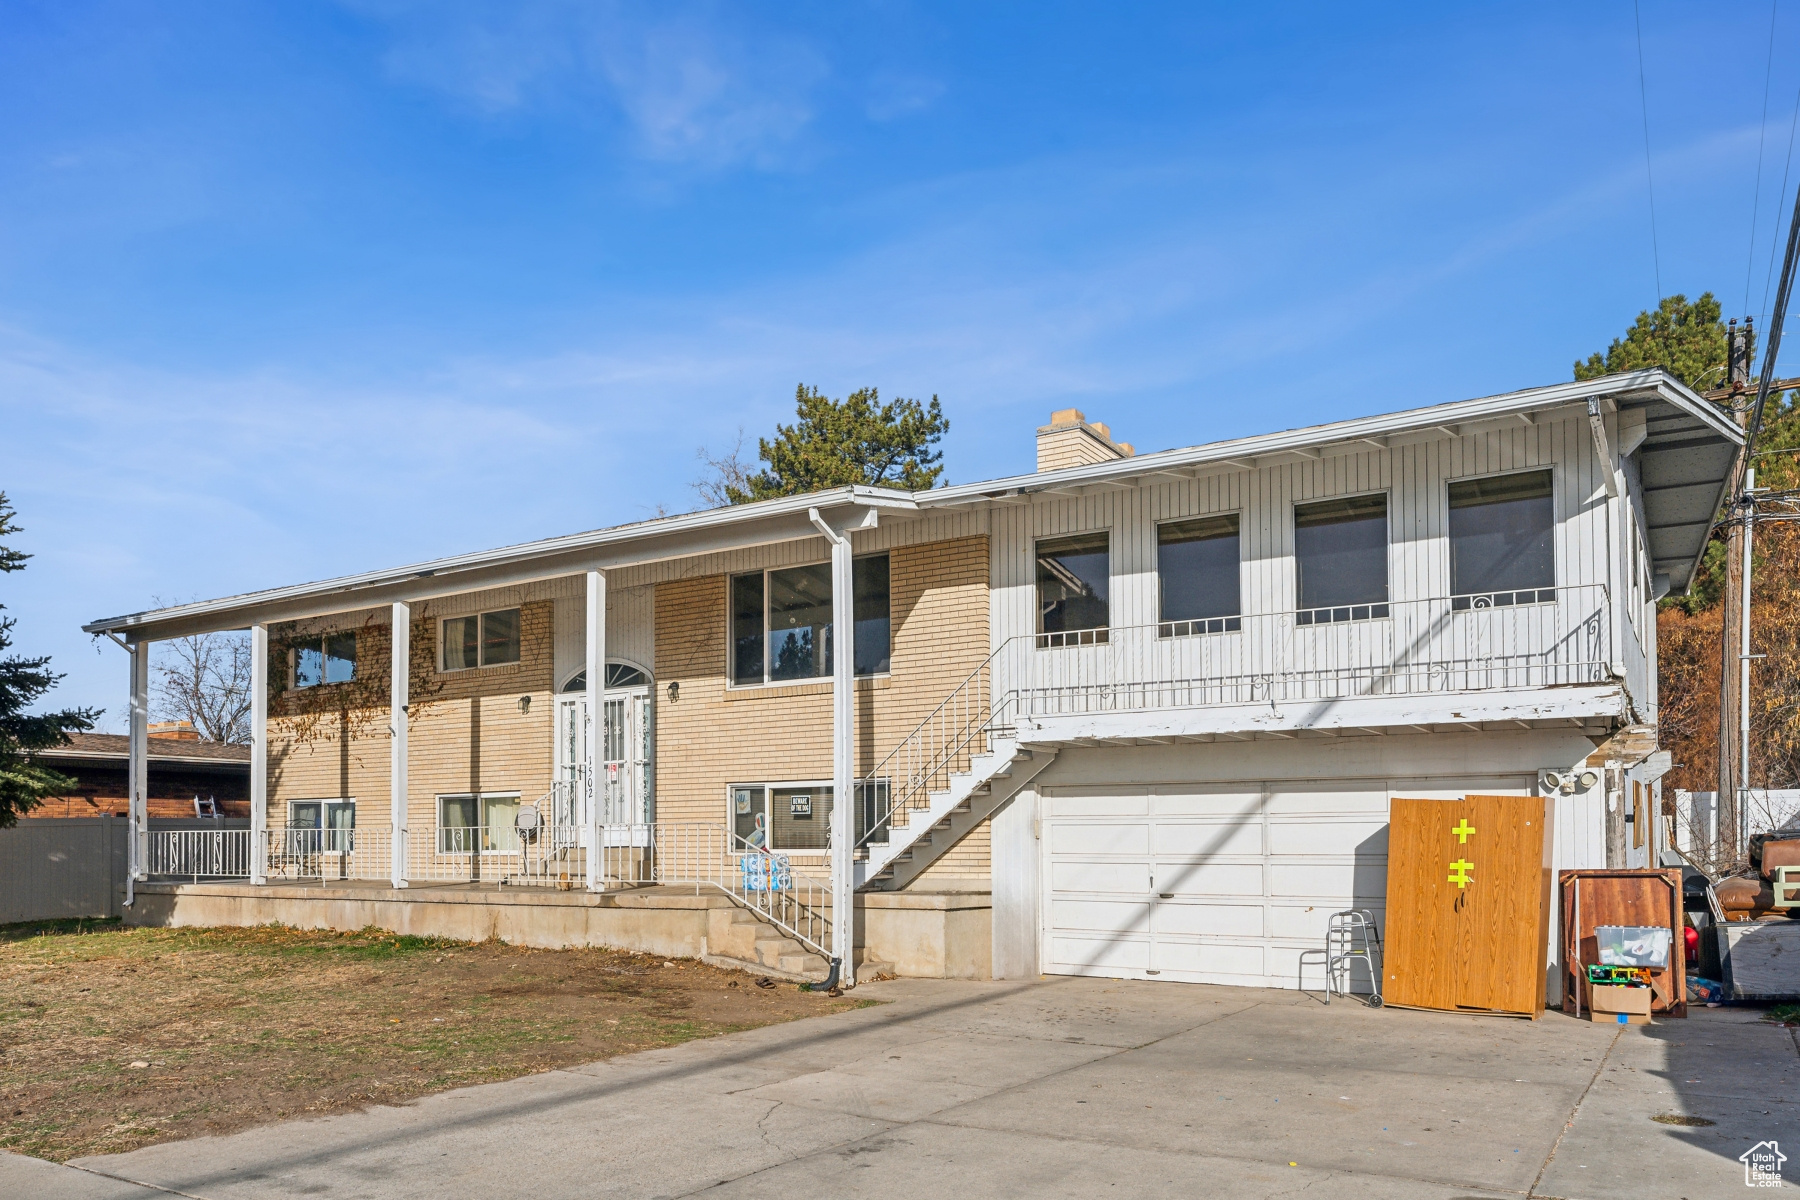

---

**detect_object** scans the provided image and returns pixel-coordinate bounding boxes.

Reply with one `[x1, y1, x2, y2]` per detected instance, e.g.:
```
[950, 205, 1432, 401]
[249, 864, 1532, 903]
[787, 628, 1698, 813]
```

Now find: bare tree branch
[152, 632, 252, 744]
[693, 428, 754, 509]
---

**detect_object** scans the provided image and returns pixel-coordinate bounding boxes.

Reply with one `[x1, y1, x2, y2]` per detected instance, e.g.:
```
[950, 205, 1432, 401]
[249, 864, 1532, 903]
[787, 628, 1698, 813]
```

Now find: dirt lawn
[0, 919, 868, 1162]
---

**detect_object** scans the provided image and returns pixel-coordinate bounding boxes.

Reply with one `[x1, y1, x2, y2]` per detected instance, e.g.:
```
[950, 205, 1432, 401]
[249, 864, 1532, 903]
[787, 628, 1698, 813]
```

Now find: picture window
[1157, 514, 1241, 636]
[1294, 494, 1389, 624]
[1447, 470, 1554, 608]
[728, 555, 890, 686]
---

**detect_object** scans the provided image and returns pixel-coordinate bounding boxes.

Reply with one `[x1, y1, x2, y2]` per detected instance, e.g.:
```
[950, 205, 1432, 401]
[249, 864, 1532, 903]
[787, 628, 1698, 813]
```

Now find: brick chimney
[1036, 409, 1134, 472]
[148, 720, 200, 741]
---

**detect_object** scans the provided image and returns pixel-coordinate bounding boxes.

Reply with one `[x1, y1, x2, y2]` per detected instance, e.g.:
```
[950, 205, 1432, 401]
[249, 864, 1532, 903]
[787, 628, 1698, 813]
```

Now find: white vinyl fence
[1, 817, 129, 923]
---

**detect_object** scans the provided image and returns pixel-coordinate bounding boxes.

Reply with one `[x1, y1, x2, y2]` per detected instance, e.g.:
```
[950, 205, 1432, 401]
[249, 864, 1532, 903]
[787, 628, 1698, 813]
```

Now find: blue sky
[2, 1, 1794, 730]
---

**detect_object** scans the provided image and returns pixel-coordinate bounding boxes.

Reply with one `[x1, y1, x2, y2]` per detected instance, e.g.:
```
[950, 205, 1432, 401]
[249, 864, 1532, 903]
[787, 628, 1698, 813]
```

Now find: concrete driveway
[6, 976, 1795, 1199]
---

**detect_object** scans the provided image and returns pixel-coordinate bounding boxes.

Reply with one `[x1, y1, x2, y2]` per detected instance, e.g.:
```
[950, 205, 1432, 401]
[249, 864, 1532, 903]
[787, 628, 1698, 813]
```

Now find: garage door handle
[1158, 893, 1174, 899]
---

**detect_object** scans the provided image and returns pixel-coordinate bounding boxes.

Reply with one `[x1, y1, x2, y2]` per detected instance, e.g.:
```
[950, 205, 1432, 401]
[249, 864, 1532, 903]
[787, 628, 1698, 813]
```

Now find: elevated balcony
[999, 583, 1628, 744]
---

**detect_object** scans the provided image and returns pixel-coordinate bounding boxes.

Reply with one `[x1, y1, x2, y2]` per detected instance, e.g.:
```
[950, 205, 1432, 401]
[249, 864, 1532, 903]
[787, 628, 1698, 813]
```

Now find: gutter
[84, 486, 916, 640]
[919, 369, 1736, 508]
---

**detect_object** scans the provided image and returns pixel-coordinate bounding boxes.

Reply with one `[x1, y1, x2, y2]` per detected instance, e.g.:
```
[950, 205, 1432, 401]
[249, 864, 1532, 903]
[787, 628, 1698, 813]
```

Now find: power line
[1764, 81, 1800, 330]
[1633, 0, 1663, 300]
[1742, 178, 1800, 480]
[1747, 1, 1780, 316]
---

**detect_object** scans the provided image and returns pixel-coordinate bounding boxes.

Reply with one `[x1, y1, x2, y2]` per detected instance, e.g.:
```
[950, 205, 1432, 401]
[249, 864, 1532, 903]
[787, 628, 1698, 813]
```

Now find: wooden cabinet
[1384, 794, 1553, 1017]
[1559, 869, 1686, 1016]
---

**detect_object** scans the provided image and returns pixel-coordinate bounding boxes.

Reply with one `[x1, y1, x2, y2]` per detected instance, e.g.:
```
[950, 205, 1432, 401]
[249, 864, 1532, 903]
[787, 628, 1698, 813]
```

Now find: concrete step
[779, 950, 829, 976]
[700, 953, 822, 984]
[854, 950, 897, 977]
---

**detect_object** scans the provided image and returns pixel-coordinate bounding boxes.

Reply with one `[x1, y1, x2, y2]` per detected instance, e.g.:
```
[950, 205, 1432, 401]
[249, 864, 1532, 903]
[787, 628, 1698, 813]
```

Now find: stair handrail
[855, 635, 1025, 853]
[643, 821, 834, 958]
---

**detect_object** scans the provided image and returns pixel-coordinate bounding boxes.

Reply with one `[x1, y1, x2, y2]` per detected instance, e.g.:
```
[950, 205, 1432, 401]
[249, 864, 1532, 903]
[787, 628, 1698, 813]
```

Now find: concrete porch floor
[7, 975, 1795, 1199]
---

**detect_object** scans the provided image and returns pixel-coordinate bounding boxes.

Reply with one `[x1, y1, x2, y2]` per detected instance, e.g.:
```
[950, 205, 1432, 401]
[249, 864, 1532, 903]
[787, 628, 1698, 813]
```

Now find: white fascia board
[1012, 684, 1629, 744]
[85, 487, 917, 641]
[919, 370, 1739, 508]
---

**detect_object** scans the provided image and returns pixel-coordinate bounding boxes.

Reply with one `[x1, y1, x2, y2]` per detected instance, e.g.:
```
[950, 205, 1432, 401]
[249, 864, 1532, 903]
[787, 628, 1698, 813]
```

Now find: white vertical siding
[989, 411, 1630, 685]
[552, 583, 655, 689]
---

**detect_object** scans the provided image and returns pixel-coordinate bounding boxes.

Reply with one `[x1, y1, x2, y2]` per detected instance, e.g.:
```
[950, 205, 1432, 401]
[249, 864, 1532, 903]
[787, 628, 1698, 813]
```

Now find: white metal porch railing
[593, 823, 834, 958]
[1000, 583, 1614, 718]
[147, 806, 833, 961]
[147, 828, 253, 881]
[852, 583, 1616, 862]
[263, 826, 392, 882]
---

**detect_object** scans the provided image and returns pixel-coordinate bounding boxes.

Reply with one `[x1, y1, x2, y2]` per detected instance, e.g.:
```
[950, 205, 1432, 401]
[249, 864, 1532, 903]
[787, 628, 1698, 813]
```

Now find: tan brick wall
[268, 600, 556, 829]
[263, 540, 997, 888]
[655, 535, 994, 884]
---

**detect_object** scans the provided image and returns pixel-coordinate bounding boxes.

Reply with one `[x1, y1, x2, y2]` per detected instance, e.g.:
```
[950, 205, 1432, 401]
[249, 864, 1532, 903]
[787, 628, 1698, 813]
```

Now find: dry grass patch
[0, 919, 867, 1162]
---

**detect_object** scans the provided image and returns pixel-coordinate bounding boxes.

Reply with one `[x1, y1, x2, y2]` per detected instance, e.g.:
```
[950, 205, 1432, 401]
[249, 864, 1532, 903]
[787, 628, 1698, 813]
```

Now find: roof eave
[919, 369, 1740, 506]
[83, 486, 918, 640]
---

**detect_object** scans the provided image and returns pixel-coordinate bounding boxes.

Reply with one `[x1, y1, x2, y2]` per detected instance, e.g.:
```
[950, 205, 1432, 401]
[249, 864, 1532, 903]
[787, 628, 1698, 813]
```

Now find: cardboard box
[1590, 983, 1652, 1017]
[1589, 1009, 1652, 1025]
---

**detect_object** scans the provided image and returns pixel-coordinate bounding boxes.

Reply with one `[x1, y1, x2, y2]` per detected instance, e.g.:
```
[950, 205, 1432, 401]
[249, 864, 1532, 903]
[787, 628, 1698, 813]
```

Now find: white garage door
[1041, 777, 1530, 989]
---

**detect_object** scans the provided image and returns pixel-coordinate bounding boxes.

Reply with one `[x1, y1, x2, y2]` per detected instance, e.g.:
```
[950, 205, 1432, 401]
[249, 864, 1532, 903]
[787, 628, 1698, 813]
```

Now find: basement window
[285, 798, 355, 852]
[437, 793, 522, 853]
[1448, 470, 1555, 607]
[292, 632, 356, 689]
[728, 555, 891, 686]
[729, 780, 891, 852]
[441, 608, 521, 671]
[1158, 514, 1242, 635]
[1294, 494, 1389, 624]
[1036, 533, 1111, 646]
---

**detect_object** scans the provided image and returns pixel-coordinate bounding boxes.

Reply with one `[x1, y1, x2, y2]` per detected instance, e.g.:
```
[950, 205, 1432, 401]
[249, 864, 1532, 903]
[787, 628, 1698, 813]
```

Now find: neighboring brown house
[29, 728, 250, 819]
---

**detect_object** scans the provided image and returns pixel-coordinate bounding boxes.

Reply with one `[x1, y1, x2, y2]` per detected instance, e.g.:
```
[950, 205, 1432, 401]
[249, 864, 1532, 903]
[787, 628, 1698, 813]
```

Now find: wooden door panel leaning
[1384, 794, 1553, 1017]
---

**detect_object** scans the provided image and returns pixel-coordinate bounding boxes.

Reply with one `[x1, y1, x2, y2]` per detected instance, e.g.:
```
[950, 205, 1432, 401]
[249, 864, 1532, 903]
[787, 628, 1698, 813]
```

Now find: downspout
[95, 631, 138, 908]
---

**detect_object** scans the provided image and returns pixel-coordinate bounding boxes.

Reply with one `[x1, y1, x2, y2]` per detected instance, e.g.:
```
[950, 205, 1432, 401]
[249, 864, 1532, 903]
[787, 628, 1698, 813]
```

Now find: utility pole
[1740, 466, 1758, 859]
[1719, 173, 1800, 870]
[1718, 318, 1751, 867]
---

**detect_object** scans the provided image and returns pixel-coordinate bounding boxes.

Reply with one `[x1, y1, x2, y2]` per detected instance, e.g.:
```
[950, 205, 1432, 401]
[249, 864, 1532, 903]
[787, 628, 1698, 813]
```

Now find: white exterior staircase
[854, 641, 1054, 891]
[857, 734, 1054, 890]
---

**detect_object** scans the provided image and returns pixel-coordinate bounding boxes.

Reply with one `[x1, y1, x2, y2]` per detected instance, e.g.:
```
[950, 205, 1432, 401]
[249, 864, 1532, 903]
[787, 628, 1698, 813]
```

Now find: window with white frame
[1447, 469, 1554, 607]
[1157, 514, 1241, 635]
[437, 792, 522, 853]
[1294, 494, 1389, 624]
[1036, 533, 1110, 645]
[286, 798, 355, 852]
[292, 632, 356, 688]
[729, 779, 890, 852]
[441, 608, 521, 671]
[729, 555, 890, 686]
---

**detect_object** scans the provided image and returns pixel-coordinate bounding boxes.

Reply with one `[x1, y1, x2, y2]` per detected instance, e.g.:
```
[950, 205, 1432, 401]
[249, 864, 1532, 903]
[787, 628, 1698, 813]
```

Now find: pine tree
[0, 493, 98, 826]
[1573, 291, 1735, 392]
[720, 385, 950, 503]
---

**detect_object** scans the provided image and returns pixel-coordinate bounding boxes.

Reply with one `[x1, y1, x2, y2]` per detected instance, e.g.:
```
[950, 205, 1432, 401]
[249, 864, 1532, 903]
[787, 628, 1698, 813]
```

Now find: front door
[554, 675, 654, 828]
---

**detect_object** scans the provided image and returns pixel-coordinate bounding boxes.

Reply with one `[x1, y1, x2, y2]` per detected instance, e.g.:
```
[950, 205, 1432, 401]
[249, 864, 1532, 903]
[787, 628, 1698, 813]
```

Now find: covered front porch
[87, 488, 922, 989]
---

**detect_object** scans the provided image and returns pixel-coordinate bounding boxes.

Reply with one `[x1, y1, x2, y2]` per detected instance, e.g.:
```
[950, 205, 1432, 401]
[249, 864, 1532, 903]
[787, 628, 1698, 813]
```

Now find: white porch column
[391, 602, 410, 888]
[584, 569, 606, 892]
[128, 638, 149, 882]
[811, 508, 856, 986]
[250, 623, 268, 884]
